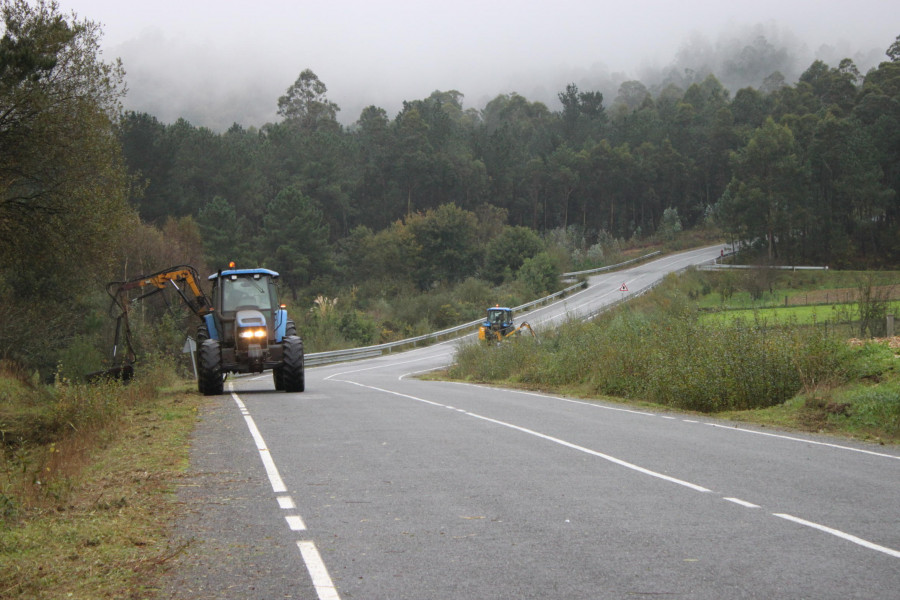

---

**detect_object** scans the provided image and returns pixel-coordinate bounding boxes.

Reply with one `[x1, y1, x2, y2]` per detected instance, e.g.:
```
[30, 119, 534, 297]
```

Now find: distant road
[164, 245, 900, 600]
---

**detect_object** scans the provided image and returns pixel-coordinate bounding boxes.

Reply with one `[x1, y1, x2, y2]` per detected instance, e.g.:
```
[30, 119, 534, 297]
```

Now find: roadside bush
[450, 336, 544, 382]
[451, 291, 854, 412]
[842, 381, 900, 436]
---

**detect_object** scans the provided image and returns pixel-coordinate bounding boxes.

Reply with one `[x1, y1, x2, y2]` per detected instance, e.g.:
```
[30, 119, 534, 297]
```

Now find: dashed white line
[336, 378, 711, 494]
[331, 376, 900, 560]
[230, 385, 342, 598]
[286, 515, 307, 531]
[724, 497, 761, 509]
[298, 541, 341, 600]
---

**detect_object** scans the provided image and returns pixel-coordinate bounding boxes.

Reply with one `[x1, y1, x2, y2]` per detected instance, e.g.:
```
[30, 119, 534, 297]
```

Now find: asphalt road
[163, 246, 900, 600]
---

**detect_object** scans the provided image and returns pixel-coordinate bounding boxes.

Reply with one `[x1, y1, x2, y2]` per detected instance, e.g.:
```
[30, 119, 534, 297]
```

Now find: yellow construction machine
[478, 305, 535, 343]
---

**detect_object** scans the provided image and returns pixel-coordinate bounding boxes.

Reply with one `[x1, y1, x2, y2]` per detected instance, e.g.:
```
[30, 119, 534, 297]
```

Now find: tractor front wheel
[282, 336, 305, 393]
[198, 339, 224, 396]
[273, 366, 284, 391]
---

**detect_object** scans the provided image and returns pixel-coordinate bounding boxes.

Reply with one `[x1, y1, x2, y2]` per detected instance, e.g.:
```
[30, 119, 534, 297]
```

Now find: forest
[1, 0, 899, 376]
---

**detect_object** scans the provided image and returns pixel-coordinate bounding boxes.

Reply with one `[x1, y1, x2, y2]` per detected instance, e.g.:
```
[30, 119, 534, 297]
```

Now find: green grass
[700, 303, 900, 327]
[446, 269, 900, 444]
[0, 362, 202, 599]
[690, 269, 900, 311]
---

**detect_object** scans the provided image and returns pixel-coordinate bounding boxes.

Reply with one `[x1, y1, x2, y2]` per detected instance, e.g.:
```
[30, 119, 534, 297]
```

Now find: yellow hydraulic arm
[104, 265, 212, 370]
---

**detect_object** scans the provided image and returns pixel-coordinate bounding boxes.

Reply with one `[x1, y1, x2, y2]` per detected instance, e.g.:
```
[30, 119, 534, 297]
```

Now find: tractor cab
[201, 267, 291, 374]
[479, 306, 515, 341]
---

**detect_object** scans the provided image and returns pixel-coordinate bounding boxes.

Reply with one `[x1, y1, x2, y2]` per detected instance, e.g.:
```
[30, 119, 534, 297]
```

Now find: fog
[58, 0, 899, 130]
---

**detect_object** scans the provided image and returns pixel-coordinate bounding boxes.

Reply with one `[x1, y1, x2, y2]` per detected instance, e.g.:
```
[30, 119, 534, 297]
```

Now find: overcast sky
[56, 0, 900, 129]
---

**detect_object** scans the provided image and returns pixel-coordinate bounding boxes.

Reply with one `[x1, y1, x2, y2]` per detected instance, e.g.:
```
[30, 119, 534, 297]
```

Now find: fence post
[888, 314, 895, 338]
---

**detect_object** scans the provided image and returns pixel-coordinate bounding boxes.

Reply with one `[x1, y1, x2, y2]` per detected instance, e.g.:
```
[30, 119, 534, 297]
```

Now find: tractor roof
[209, 268, 279, 280]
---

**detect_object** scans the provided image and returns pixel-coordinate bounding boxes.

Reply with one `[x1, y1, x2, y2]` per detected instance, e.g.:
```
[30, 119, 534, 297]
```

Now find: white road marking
[336, 379, 712, 493]
[230, 384, 342, 598]
[724, 497, 760, 509]
[298, 541, 342, 600]
[330, 375, 900, 560]
[703, 422, 900, 460]
[286, 515, 307, 531]
[231, 391, 287, 493]
[774, 513, 900, 559]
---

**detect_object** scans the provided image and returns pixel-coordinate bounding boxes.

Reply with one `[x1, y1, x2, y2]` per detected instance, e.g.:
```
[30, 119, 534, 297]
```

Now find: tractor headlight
[239, 327, 267, 340]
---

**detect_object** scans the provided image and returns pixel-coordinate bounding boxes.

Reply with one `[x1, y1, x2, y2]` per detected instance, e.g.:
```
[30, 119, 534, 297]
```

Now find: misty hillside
[115, 23, 888, 131]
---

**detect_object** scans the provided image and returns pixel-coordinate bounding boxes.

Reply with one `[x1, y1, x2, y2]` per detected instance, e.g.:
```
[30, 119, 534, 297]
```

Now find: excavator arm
[108, 265, 212, 318]
[95, 265, 213, 379]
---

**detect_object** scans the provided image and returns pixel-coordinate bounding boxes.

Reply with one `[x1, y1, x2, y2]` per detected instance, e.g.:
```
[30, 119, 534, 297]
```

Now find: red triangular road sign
[619, 283, 628, 292]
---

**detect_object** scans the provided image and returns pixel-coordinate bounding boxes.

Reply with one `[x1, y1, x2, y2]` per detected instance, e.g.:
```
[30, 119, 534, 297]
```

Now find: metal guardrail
[304, 250, 678, 367]
[304, 250, 684, 366]
[304, 279, 588, 366]
[561, 251, 660, 278]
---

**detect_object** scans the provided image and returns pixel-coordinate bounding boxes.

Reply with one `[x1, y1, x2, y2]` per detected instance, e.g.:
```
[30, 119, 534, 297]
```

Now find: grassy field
[701, 301, 900, 327]
[447, 267, 900, 445]
[0, 361, 202, 599]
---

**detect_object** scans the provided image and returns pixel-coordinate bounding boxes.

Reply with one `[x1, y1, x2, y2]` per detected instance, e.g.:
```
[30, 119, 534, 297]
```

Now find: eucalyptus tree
[558, 82, 606, 147]
[354, 105, 398, 230]
[0, 0, 131, 272]
[477, 93, 554, 224]
[277, 68, 340, 132]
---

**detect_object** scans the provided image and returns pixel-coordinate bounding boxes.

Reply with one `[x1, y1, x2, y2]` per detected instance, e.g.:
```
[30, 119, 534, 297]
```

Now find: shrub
[451, 291, 856, 413]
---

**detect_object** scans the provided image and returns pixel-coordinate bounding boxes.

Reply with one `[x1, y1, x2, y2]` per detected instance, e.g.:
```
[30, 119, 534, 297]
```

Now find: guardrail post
[888, 314, 895, 338]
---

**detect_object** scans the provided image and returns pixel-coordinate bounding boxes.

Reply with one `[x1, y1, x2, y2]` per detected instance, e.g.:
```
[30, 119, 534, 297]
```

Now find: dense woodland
[1, 0, 899, 375]
[121, 41, 900, 285]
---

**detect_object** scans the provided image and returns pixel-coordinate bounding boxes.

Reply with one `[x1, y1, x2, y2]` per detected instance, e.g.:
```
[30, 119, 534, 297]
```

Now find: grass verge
[444, 268, 900, 445]
[0, 363, 202, 599]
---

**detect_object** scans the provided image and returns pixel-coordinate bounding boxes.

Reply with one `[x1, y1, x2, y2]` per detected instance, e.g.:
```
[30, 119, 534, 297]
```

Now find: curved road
[164, 245, 900, 600]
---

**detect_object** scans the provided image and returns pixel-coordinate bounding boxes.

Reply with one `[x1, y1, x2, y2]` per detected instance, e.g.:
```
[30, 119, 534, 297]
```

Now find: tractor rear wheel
[282, 335, 305, 393]
[198, 339, 224, 396]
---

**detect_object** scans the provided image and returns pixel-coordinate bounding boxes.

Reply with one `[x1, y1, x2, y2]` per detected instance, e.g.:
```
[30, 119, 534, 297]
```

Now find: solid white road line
[336, 378, 712, 493]
[774, 513, 900, 559]
[332, 376, 900, 560]
[231, 391, 287, 493]
[704, 422, 900, 460]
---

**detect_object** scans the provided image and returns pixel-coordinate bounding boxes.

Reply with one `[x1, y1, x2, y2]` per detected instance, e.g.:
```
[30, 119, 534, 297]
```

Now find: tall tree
[718, 118, 806, 261]
[0, 0, 131, 369]
[258, 185, 333, 291]
[277, 68, 340, 131]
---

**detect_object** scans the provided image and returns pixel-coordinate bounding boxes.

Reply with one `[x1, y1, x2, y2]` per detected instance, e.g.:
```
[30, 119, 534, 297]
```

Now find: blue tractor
[196, 266, 304, 395]
[102, 264, 304, 395]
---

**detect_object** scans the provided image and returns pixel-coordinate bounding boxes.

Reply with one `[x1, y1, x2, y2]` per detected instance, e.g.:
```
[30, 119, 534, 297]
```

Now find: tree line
[121, 40, 900, 289]
[2, 0, 899, 375]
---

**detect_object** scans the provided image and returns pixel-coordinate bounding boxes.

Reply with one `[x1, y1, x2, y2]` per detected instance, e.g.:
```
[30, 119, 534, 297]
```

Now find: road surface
[163, 246, 900, 599]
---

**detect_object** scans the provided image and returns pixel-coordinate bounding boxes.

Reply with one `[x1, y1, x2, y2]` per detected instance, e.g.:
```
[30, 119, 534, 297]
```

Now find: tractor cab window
[222, 277, 273, 312]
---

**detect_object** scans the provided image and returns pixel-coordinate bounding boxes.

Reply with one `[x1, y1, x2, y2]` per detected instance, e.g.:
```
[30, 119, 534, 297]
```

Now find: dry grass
[0, 361, 202, 599]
